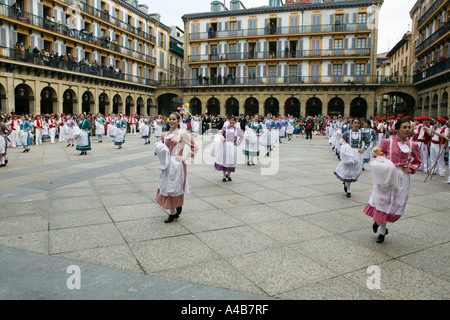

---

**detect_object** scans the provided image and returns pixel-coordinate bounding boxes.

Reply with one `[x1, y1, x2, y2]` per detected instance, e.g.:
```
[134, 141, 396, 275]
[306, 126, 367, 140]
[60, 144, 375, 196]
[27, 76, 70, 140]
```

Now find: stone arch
[264, 96, 279, 116]
[206, 97, 220, 116]
[125, 95, 134, 116]
[81, 91, 95, 114]
[0, 83, 6, 114]
[40, 86, 57, 115]
[441, 91, 448, 118]
[62, 89, 77, 115]
[306, 97, 322, 117]
[112, 94, 122, 114]
[157, 93, 183, 116]
[189, 97, 202, 116]
[136, 96, 144, 116]
[430, 93, 439, 118]
[285, 97, 300, 118]
[225, 97, 239, 117]
[328, 97, 345, 116]
[350, 97, 368, 119]
[244, 97, 259, 116]
[99, 92, 109, 116]
[15, 83, 34, 115]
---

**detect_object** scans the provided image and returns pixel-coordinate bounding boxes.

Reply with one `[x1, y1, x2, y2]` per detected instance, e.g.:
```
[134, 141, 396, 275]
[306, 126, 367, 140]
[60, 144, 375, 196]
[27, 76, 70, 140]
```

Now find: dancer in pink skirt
[364, 118, 422, 243]
[155, 112, 198, 223]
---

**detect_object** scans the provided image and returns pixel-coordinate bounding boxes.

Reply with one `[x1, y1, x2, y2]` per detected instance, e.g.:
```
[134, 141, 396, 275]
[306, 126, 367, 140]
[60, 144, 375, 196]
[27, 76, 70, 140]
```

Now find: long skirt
[363, 167, 410, 224]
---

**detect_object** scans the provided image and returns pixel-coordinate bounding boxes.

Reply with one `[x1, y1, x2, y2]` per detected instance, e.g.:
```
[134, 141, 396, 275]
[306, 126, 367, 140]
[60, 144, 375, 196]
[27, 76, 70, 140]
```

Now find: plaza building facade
[0, 0, 171, 116]
[181, 0, 389, 118]
[410, 0, 450, 118]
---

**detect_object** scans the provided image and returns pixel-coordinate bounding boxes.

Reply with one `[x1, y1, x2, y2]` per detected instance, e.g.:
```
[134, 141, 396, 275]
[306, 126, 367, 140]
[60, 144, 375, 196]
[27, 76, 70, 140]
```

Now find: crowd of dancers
[1, 111, 449, 243]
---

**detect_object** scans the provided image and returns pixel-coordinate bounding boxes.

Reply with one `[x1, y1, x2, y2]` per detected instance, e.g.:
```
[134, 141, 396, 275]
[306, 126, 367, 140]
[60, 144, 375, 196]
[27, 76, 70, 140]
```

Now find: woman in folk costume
[114, 114, 127, 149]
[243, 114, 262, 166]
[154, 115, 164, 140]
[0, 115, 12, 167]
[64, 114, 76, 147]
[364, 118, 422, 243]
[18, 115, 33, 152]
[95, 113, 106, 143]
[286, 115, 296, 141]
[140, 116, 151, 145]
[334, 118, 371, 198]
[361, 119, 377, 170]
[214, 116, 244, 182]
[155, 112, 198, 223]
[191, 114, 202, 137]
[57, 113, 65, 143]
[76, 113, 92, 155]
[261, 114, 277, 157]
[278, 115, 287, 143]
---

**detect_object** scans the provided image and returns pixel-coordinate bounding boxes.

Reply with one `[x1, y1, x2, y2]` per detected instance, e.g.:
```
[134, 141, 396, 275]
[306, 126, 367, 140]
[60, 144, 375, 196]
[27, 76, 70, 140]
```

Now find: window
[356, 64, 365, 82]
[358, 13, 367, 30]
[334, 39, 343, 56]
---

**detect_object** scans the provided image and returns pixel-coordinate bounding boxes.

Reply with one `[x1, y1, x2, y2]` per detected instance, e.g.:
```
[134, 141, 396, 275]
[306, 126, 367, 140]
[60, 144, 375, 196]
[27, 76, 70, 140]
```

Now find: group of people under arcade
[1, 110, 449, 243]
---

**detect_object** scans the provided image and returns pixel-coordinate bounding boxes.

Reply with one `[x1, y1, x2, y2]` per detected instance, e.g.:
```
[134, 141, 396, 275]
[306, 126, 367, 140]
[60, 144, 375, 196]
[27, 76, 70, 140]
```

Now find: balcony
[0, 3, 156, 65]
[190, 23, 369, 41]
[166, 75, 394, 87]
[413, 57, 450, 84]
[417, 0, 445, 29]
[415, 20, 450, 54]
[169, 43, 184, 56]
[188, 48, 371, 63]
[0, 45, 157, 86]
[56, 0, 156, 44]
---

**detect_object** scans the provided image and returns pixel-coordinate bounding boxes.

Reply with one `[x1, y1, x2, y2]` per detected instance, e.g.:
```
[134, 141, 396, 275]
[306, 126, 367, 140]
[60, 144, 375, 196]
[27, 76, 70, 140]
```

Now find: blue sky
[143, 0, 417, 53]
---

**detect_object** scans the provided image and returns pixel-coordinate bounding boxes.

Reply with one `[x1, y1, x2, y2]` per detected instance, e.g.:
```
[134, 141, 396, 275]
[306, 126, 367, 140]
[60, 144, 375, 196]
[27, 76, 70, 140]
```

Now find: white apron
[368, 138, 412, 217]
[157, 133, 186, 197]
[334, 132, 363, 182]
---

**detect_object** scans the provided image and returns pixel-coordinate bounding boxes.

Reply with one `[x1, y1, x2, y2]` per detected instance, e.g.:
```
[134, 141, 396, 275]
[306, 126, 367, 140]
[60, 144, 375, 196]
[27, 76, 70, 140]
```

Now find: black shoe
[376, 229, 389, 243]
[346, 192, 351, 198]
[67, 144, 71, 147]
[0, 164, 5, 167]
[247, 162, 250, 166]
[228, 177, 232, 181]
[23, 149, 27, 153]
[176, 206, 182, 216]
[4, 160, 7, 164]
[79, 152, 84, 155]
[222, 178, 227, 182]
[164, 214, 178, 223]
[372, 222, 379, 233]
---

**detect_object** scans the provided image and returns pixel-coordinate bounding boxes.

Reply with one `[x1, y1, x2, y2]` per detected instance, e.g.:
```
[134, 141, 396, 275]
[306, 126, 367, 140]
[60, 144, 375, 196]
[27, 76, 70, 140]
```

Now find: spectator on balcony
[32, 46, 40, 64]
[46, 14, 52, 30]
[19, 42, 25, 60]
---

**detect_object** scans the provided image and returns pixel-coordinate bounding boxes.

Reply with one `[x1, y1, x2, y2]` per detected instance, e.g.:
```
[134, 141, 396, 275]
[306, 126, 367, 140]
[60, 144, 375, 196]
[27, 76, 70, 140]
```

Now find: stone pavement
[0, 132, 449, 300]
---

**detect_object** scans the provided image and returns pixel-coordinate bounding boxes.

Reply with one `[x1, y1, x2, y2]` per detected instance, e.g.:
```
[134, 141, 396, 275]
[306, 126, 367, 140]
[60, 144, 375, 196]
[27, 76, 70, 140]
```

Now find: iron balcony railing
[417, 0, 445, 28]
[0, 45, 158, 86]
[415, 20, 450, 54]
[190, 23, 370, 41]
[0, 3, 157, 65]
[157, 75, 413, 87]
[188, 48, 371, 62]
[169, 42, 184, 56]
[57, 0, 157, 44]
[413, 58, 450, 83]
